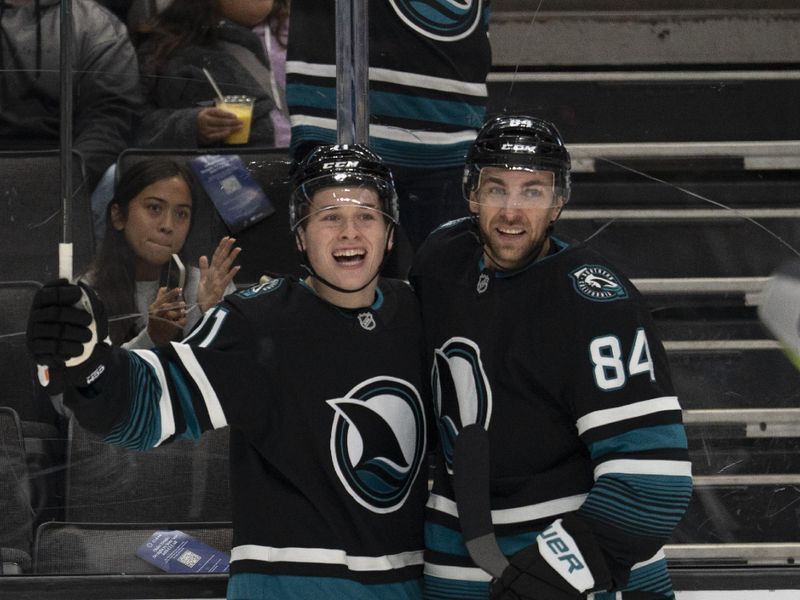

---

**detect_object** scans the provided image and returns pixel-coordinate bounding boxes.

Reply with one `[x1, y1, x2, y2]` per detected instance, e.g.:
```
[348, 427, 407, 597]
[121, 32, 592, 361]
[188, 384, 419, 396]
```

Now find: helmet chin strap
[296, 224, 396, 297]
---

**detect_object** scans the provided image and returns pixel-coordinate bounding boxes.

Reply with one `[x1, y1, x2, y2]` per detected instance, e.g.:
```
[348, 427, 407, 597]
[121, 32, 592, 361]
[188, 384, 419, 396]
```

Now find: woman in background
[84, 158, 239, 348]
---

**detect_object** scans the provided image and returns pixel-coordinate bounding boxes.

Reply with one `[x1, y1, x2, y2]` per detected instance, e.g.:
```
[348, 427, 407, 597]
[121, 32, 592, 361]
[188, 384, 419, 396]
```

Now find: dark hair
[134, 0, 222, 81]
[85, 158, 197, 345]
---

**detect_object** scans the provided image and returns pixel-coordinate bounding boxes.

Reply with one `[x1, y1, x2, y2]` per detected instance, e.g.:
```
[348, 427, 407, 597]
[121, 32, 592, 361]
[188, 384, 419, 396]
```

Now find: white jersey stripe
[594, 459, 693, 479]
[231, 544, 423, 571]
[576, 396, 682, 435]
[290, 115, 479, 145]
[286, 61, 488, 96]
[427, 493, 587, 525]
[424, 561, 492, 582]
[171, 342, 228, 429]
[130, 349, 175, 446]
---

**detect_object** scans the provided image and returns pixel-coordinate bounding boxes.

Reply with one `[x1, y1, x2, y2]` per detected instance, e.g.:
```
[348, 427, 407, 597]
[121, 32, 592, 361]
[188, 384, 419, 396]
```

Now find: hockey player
[409, 116, 693, 599]
[27, 145, 430, 600]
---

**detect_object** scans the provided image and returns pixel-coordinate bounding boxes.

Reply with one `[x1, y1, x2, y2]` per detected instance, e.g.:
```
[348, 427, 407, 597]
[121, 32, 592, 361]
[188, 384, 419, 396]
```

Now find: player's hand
[197, 107, 242, 145]
[27, 280, 111, 394]
[490, 516, 611, 600]
[198, 236, 241, 313]
[147, 287, 187, 345]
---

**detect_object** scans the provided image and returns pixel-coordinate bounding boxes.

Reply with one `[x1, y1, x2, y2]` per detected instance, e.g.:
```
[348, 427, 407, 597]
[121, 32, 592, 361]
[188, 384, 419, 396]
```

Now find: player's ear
[551, 197, 565, 223]
[468, 192, 479, 215]
[295, 226, 307, 253]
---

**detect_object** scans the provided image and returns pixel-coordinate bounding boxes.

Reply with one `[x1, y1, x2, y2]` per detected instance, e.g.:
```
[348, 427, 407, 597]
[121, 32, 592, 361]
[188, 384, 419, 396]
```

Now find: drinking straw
[202, 68, 226, 103]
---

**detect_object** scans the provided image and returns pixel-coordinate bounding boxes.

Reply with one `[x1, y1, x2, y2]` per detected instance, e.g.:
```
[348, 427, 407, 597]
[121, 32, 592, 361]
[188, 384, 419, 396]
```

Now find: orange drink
[215, 95, 255, 144]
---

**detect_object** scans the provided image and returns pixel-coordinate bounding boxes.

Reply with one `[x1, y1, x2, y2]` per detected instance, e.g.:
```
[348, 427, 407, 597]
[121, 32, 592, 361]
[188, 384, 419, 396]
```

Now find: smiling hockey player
[410, 116, 693, 600]
[27, 144, 430, 600]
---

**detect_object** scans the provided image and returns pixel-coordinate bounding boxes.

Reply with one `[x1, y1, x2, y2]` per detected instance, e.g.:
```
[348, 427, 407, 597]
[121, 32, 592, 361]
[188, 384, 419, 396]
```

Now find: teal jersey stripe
[105, 352, 162, 450]
[624, 557, 674, 596]
[227, 572, 422, 600]
[288, 84, 486, 129]
[369, 90, 485, 129]
[169, 362, 201, 441]
[424, 575, 488, 600]
[580, 474, 693, 536]
[286, 83, 336, 110]
[588, 424, 689, 460]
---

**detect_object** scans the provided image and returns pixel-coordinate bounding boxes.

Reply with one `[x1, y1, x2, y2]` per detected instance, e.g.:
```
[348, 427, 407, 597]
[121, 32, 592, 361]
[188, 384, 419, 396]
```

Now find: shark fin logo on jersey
[389, 0, 483, 42]
[237, 277, 283, 299]
[569, 265, 628, 302]
[328, 376, 426, 513]
[432, 337, 492, 472]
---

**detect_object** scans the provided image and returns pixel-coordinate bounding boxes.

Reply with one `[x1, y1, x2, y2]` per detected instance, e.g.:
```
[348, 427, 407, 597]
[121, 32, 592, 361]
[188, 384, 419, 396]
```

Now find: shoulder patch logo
[328, 377, 426, 513]
[237, 278, 283, 299]
[389, 0, 483, 42]
[569, 265, 628, 302]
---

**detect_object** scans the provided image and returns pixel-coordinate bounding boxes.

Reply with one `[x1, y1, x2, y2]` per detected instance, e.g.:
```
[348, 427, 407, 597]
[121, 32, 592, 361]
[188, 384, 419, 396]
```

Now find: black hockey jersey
[67, 277, 430, 600]
[409, 219, 693, 600]
[286, 0, 491, 168]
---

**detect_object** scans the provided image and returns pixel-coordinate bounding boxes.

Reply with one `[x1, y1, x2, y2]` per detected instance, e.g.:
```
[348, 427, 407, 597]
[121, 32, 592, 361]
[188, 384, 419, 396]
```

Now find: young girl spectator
[84, 158, 240, 348]
[133, 0, 280, 148]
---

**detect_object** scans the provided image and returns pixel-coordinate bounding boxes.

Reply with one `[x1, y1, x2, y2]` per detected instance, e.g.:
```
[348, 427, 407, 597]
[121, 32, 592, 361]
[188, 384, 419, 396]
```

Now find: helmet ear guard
[464, 115, 572, 204]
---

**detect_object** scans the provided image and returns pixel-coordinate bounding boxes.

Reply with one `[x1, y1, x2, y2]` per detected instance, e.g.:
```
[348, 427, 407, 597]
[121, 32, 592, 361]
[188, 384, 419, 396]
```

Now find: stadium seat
[0, 407, 34, 574]
[116, 147, 300, 285]
[33, 521, 232, 574]
[65, 417, 231, 523]
[0, 150, 94, 282]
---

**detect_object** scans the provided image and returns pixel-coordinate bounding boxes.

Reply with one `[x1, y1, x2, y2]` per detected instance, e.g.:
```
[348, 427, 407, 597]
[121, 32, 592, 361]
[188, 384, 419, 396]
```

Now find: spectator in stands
[133, 0, 280, 148]
[287, 0, 492, 268]
[0, 0, 142, 189]
[83, 158, 239, 348]
[28, 145, 430, 599]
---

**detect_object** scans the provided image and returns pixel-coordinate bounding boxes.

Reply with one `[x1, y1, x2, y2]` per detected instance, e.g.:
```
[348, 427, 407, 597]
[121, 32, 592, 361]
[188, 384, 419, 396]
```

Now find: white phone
[160, 253, 186, 291]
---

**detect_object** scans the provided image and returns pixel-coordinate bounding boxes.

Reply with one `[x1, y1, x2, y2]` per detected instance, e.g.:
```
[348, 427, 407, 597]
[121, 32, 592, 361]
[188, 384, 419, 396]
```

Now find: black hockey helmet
[463, 115, 571, 203]
[289, 144, 399, 231]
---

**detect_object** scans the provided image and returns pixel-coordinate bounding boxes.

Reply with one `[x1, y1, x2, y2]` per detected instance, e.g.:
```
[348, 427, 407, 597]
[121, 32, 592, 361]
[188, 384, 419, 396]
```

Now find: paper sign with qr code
[190, 154, 275, 233]
[135, 530, 230, 573]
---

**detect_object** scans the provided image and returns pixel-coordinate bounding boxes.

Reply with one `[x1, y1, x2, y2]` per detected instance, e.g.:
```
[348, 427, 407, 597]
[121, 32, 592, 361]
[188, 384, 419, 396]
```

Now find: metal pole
[335, 0, 369, 146]
[352, 0, 369, 145]
[59, 0, 74, 281]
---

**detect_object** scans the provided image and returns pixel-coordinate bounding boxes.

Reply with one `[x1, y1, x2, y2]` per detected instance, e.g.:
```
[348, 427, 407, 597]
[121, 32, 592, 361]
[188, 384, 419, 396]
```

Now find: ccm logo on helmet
[322, 160, 360, 169]
[500, 142, 537, 153]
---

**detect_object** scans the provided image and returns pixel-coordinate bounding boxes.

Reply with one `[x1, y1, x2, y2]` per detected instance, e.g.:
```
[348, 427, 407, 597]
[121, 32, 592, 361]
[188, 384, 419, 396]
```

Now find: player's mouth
[496, 226, 525, 236]
[333, 248, 367, 265]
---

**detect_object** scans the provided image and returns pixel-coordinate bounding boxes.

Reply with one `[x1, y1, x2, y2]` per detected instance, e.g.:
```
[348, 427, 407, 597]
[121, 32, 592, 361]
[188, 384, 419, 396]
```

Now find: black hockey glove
[27, 279, 111, 395]
[490, 514, 612, 600]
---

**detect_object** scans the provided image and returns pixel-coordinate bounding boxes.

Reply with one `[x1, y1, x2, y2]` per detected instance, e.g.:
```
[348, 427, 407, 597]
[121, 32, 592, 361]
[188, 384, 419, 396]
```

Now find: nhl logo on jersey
[327, 377, 426, 513]
[357, 311, 376, 331]
[569, 265, 628, 302]
[476, 272, 490, 294]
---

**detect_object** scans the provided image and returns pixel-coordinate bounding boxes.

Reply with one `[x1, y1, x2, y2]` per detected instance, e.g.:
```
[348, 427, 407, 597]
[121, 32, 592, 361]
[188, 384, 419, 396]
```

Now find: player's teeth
[499, 228, 523, 234]
[334, 249, 365, 257]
